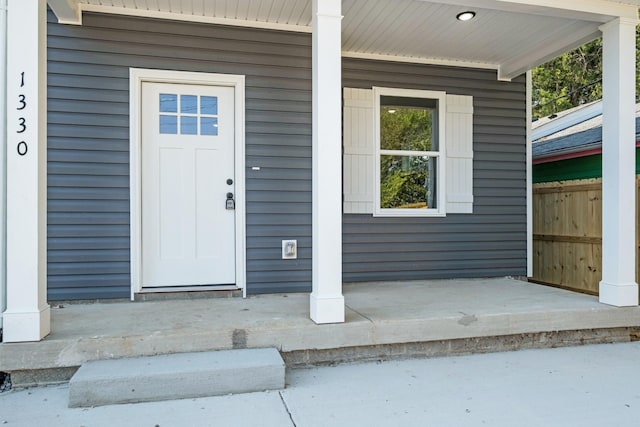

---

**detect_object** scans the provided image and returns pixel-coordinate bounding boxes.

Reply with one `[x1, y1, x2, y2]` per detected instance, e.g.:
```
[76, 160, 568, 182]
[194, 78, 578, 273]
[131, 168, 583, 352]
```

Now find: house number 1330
[16, 71, 28, 156]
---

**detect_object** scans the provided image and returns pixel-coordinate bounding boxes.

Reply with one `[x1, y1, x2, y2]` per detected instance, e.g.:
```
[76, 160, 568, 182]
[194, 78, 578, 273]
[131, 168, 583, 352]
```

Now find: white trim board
[0, 0, 7, 329]
[129, 68, 247, 300]
[526, 70, 533, 278]
[71, 4, 313, 32]
[343, 51, 500, 74]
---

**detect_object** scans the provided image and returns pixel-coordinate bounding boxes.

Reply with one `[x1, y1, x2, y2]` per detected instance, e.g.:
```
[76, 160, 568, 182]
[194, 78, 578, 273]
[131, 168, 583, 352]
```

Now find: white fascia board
[343, 51, 499, 73]
[496, 0, 640, 20]
[47, 0, 81, 25]
[498, 26, 601, 81]
[421, 0, 638, 21]
[79, 4, 312, 33]
[532, 101, 603, 141]
[52, 0, 639, 30]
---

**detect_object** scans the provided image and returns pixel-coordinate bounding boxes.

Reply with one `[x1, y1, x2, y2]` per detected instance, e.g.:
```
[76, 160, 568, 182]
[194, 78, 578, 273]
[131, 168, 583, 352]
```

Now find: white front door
[141, 82, 236, 287]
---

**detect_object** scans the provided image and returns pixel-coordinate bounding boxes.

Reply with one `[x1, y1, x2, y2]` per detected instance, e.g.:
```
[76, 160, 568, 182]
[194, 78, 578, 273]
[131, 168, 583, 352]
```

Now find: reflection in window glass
[181, 95, 198, 114]
[378, 95, 440, 212]
[159, 115, 178, 134]
[201, 96, 218, 115]
[201, 117, 219, 136]
[380, 96, 437, 151]
[181, 116, 197, 135]
[159, 94, 177, 113]
[380, 155, 437, 209]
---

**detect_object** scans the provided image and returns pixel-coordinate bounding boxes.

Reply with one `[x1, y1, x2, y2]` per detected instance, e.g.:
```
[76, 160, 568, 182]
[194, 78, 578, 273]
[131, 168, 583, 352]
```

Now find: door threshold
[135, 285, 242, 302]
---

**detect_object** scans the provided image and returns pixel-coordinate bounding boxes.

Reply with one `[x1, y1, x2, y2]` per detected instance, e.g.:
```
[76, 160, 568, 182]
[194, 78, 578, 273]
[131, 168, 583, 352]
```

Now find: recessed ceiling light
[456, 11, 476, 21]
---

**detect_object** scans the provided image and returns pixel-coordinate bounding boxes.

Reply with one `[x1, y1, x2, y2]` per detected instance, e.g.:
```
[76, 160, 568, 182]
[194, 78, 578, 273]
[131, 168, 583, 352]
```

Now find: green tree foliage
[379, 107, 435, 209]
[380, 107, 433, 152]
[532, 27, 640, 119]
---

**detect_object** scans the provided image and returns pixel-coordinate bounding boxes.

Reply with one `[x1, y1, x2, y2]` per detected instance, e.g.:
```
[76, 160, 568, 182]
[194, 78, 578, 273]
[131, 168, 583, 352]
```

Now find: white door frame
[129, 68, 246, 299]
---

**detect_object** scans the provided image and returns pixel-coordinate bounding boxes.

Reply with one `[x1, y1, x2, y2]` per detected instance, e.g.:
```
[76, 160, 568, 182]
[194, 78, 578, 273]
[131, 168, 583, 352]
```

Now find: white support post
[526, 70, 533, 278]
[0, 0, 7, 332]
[2, 0, 50, 341]
[599, 17, 639, 307]
[310, 0, 344, 324]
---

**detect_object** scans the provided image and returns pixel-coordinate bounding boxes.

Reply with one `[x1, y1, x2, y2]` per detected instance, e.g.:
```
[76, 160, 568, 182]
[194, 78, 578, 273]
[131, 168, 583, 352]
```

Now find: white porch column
[599, 17, 639, 307]
[0, 0, 8, 332]
[310, 0, 344, 324]
[2, 0, 50, 341]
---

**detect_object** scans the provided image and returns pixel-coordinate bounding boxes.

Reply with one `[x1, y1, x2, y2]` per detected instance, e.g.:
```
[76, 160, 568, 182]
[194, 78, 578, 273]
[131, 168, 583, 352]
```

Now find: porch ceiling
[47, 0, 639, 80]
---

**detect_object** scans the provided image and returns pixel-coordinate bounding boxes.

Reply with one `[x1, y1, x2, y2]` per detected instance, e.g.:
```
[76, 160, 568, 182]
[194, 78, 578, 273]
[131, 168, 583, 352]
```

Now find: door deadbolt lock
[226, 192, 235, 210]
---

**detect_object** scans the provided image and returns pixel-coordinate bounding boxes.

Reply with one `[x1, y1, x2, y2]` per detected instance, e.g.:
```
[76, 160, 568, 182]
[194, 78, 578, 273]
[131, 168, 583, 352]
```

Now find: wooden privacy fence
[532, 177, 639, 295]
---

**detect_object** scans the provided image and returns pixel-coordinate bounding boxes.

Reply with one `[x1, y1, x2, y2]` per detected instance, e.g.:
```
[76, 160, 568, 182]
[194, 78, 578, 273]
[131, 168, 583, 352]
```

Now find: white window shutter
[343, 88, 374, 214]
[445, 94, 474, 213]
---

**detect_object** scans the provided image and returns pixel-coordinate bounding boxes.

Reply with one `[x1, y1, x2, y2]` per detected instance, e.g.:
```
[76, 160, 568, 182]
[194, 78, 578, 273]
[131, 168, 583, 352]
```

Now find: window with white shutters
[343, 87, 473, 216]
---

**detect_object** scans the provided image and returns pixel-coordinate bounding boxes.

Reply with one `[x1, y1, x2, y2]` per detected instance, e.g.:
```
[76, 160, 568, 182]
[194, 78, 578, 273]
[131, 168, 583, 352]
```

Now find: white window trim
[373, 87, 447, 217]
[129, 68, 247, 299]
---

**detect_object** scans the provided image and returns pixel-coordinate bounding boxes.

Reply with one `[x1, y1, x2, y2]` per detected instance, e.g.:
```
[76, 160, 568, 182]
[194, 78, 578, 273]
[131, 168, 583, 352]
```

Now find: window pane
[159, 94, 177, 113]
[159, 115, 177, 134]
[181, 95, 198, 114]
[181, 116, 197, 135]
[201, 96, 218, 115]
[380, 155, 437, 209]
[201, 117, 219, 136]
[380, 97, 437, 151]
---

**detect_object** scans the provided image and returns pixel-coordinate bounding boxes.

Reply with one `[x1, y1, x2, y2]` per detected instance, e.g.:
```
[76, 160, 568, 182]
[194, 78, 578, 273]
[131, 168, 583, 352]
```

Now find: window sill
[373, 209, 446, 218]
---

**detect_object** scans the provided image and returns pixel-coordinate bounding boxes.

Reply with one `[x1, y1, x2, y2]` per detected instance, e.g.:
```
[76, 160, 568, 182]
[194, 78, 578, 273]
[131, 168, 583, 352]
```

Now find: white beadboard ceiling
[47, 0, 639, 80]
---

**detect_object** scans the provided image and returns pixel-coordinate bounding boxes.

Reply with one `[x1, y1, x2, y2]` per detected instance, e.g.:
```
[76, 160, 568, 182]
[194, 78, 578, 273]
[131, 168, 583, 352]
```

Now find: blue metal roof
[533, 117, 640, 159]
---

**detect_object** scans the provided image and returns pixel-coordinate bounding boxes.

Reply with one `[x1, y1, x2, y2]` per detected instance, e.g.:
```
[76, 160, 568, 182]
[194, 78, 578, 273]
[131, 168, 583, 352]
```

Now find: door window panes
[201, 117, 219, 136]
[201, 97, 218, 115]
[160, 94, 177, 113]
[160, 115, 178, 134]
[181, 95, 198, 114]
[159, 94, 220, 136]
[181, 116, 197, 135]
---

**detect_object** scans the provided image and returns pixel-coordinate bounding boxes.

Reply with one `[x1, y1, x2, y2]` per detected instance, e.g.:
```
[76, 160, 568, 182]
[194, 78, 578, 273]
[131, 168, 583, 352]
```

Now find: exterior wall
[47, 12, 528, 299]
[342, 59, 528, 281]
[47, 11, 313, 299]
[534, 149, 640, 183]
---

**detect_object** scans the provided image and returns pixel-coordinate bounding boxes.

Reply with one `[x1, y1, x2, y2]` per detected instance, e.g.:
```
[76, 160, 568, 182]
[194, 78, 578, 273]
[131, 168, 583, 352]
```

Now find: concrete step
[68, 348, 285, 408]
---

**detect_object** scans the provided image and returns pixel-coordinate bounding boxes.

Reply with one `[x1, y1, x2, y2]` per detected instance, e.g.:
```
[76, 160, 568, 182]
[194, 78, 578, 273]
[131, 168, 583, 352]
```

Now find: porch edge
[282, 327, 640, 368]
[6, 327, 639, 388]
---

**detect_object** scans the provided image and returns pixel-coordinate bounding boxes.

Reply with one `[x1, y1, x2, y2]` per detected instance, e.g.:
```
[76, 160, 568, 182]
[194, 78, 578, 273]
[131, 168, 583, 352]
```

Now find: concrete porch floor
[2, 278, 640, 386]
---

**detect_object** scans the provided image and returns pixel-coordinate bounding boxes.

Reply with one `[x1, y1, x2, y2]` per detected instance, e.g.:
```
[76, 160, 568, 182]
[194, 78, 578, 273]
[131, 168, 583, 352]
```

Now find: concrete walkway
[1, 278, 640, 384]
[1, 342, 640, 426]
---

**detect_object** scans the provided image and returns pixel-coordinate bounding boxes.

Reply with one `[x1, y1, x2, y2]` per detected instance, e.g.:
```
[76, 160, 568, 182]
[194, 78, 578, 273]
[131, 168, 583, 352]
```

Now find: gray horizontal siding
[343, 58, 527, 282]
[47, 11, 526, 300]
[47, 11, 312, 299]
